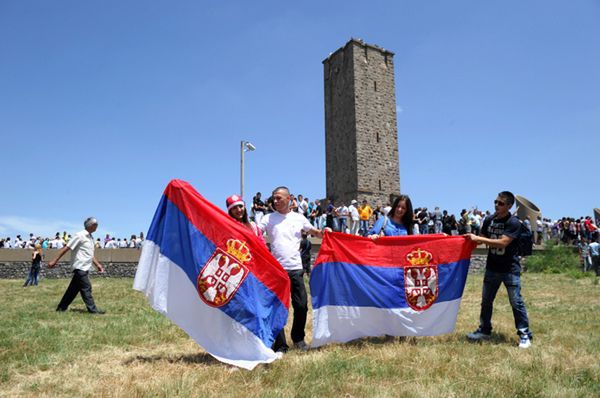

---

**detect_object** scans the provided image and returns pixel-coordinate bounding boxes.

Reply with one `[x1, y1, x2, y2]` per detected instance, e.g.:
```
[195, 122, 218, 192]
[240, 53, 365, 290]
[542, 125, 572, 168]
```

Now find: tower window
[379, 180, 382, 191]
[376, 132, 380, 143]
[374, 81, 377, 91]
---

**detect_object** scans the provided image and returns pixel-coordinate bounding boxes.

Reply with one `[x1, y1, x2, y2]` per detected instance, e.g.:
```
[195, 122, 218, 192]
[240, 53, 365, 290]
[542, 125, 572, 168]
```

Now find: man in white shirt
[49, 217, 105, 314]
[258, 186, 330, 352]
[337, 202, 349, 233]
[348, 200, 360, 235]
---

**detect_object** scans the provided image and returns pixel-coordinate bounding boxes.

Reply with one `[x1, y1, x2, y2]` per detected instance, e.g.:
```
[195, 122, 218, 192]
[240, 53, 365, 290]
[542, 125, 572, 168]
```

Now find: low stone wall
[0, 247, 489, 279]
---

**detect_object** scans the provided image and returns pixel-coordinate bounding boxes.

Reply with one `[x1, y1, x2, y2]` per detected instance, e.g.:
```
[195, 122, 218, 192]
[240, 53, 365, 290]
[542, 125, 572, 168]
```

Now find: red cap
[226, 195, 244, 211]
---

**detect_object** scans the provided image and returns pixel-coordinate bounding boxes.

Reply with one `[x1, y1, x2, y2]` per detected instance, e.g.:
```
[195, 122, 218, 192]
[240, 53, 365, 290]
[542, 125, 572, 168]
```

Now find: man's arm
[48, 246, 70, 268]
[307, 227, 332, 238]
[465, 233, 513, 249]
[92, 257, 105, 273]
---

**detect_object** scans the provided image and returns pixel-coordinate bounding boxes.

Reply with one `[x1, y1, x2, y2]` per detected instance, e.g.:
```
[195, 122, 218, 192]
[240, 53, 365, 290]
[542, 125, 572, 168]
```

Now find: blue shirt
[590, 242, 600, 257]
[368, 216, 408, 236]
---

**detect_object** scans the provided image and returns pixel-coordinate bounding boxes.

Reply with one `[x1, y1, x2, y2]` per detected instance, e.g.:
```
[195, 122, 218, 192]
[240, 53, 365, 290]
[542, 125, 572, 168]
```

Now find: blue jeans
[24, 267, 40, 286]
[338, 217, 347, 233]
[359, 220, 369, 236]
[479, 270, 532, 338]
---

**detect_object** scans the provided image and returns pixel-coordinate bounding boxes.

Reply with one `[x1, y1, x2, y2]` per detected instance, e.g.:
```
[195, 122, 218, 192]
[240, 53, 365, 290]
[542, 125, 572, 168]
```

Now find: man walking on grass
[49, 217, 106, 314]
[465, 191, 533, 348]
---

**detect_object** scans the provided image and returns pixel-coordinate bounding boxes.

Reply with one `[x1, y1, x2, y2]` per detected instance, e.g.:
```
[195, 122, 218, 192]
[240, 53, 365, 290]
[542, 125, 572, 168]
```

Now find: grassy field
[1, 273, 599, 397]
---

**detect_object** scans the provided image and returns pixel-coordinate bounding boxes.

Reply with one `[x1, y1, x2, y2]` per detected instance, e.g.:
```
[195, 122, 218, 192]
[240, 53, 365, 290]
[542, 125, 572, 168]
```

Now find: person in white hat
[348, 199, 360, 235]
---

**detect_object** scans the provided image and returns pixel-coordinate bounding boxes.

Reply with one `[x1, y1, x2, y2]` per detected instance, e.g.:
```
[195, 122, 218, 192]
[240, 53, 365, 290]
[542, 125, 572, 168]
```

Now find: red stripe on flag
[315, 232, 476, 269]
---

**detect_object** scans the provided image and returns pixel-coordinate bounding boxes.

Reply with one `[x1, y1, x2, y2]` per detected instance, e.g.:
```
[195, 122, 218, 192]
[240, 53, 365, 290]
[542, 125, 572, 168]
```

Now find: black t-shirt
[482, 214, 521, 273]
[315, 205, 323, 217]
[253, 197, 265, 212]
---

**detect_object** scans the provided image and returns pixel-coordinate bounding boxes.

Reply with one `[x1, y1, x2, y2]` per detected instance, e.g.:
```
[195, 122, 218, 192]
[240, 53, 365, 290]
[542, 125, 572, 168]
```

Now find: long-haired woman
[368, 195, 415, 239]
[226, 195, 264, 243]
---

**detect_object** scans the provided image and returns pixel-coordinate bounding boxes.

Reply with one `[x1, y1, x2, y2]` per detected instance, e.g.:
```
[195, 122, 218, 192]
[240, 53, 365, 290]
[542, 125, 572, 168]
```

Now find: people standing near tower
[258, 186, 331, 351]
[433, 207, 443, 234]
[358, 200, 373, 236]
[49, 217, 105, 314]
[348, 200, 360, 235]
[465, 191, 533, 348]
[368, 195, 414, 238]
[337, 201, 349, 233]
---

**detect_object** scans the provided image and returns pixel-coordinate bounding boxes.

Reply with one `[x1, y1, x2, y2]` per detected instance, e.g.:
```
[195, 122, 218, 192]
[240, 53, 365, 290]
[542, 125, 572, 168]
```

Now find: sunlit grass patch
[1, 274, 598, 397]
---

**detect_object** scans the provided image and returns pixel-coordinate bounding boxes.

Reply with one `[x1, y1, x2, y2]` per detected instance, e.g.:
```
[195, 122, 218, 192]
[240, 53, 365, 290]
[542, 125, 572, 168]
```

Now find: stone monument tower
[323, 38, 400, 207]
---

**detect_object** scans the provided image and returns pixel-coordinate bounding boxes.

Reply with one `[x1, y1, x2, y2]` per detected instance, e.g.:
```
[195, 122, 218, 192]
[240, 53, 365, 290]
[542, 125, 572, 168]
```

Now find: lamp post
[240, 140, 256, 199]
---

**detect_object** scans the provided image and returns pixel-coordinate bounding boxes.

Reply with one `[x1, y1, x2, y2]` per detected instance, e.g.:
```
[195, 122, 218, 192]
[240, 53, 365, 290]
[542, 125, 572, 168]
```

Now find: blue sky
[1, 1, 599, 239]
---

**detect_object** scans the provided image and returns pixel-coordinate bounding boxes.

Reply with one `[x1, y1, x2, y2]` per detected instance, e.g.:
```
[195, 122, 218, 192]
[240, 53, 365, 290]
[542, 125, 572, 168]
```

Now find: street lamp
[240, 140, 256, 199]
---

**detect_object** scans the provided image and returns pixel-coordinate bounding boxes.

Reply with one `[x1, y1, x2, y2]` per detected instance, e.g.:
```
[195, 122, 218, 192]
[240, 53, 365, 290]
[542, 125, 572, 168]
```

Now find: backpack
[481, 215, 533, 256]
[515, 218, 534, 256]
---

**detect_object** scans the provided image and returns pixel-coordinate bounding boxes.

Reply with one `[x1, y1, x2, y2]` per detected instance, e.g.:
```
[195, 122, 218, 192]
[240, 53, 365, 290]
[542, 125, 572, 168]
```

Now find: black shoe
[56, 307, 67, 312]
[89, 309, 106, 314]
[294, 340, 310, 351]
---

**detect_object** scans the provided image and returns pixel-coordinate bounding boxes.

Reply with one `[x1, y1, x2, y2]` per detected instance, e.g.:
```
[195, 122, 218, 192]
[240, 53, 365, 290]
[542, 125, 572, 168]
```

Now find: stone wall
[0, 247, 489, 279]
[0, 261, 138, 279]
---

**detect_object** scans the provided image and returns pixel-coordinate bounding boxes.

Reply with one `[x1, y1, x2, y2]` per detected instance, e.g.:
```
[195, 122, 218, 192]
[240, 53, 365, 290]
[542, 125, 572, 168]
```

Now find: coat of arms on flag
[197, 240, 251, 307]
[404, 248, 438, 311]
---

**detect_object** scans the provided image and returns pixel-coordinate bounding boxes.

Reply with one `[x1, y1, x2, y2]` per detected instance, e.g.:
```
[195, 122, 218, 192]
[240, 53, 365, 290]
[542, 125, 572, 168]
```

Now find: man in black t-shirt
[465, 191, 533, 349]
[252, 192, 266, 224]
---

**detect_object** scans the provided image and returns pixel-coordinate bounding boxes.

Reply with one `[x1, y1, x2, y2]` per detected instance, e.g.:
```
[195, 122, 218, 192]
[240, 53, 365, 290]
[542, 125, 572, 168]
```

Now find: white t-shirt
[258, 211, 314, 271]
[349, 205, 359, 221]
[67, 230, 96, 271]
[298, 200, 309, 216]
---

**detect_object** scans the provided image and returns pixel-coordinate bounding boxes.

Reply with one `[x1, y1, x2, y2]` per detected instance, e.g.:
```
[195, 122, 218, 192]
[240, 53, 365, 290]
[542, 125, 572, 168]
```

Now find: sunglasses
[494, 200, 506, 206]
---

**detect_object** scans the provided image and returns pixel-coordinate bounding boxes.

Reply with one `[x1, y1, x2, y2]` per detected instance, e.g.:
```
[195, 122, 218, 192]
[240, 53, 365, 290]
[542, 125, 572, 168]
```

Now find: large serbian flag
[133, 180, 290, 369]
[310, 232, 476, 347]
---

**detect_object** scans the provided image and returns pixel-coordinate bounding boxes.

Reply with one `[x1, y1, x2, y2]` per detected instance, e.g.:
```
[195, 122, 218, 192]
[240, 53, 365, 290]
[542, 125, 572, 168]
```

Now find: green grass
[1, 274, 599, 397]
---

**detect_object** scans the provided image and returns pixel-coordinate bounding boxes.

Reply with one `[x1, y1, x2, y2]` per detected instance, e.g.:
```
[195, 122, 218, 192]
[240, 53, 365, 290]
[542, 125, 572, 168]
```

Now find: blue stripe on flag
[146, 195, 287, 346]
[310, 260, 470, 310]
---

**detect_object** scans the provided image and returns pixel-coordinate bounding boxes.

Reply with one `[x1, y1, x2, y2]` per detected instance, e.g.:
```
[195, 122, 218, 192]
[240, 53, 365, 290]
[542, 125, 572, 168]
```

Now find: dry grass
[1, 273, 598, 397]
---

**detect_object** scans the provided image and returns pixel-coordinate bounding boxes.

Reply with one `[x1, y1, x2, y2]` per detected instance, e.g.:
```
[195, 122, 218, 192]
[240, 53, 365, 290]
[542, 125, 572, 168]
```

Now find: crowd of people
[0, 232, 145, 250]
[249, 191, 600, 244]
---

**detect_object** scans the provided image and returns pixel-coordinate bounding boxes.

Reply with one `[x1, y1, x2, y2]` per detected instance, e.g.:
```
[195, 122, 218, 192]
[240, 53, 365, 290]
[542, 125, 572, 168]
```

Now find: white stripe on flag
[311, 299, 462, 348]
[133, 241, 281, 370]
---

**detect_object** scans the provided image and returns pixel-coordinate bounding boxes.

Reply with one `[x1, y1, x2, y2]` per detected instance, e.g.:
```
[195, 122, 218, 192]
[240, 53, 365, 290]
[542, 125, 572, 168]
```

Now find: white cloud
[396, 105, 404, 114]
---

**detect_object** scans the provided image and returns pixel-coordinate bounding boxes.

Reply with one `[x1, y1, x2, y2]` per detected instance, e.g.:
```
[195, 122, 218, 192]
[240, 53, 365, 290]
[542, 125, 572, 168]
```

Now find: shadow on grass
[124, 352, 219, 366]
[465, 332, 512, 346]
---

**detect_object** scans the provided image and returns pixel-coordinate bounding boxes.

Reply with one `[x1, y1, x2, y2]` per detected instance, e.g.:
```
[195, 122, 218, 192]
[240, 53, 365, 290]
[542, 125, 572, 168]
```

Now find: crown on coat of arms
[406, 248, 433, 266]
[226, 239, 252, 264]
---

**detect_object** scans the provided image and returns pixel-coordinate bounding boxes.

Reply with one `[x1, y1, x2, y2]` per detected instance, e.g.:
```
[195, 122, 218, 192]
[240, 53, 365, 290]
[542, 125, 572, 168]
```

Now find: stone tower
[323, 38, 400, 207]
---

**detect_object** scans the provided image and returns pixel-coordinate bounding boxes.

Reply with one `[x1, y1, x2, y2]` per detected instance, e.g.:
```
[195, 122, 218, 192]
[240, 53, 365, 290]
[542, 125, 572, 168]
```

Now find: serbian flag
[133, 180, 290, 369]
[310, 232, 476, 347]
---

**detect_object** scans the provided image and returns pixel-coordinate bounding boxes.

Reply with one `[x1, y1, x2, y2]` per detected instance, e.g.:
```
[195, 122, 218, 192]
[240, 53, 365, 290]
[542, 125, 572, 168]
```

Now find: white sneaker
[519, 335, 532, 349]
[466, 329, 491, 341]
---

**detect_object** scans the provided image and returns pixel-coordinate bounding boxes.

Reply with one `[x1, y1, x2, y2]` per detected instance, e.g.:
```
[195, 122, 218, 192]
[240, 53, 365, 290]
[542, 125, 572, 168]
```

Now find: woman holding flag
[368, 195, 415, 238]
[225, 195, 265, 243]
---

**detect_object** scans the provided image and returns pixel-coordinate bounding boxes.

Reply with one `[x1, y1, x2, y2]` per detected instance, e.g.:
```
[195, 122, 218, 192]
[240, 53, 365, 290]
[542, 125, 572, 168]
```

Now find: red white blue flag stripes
[133, 180, 290, 369]
[310, 232, 476, 347]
